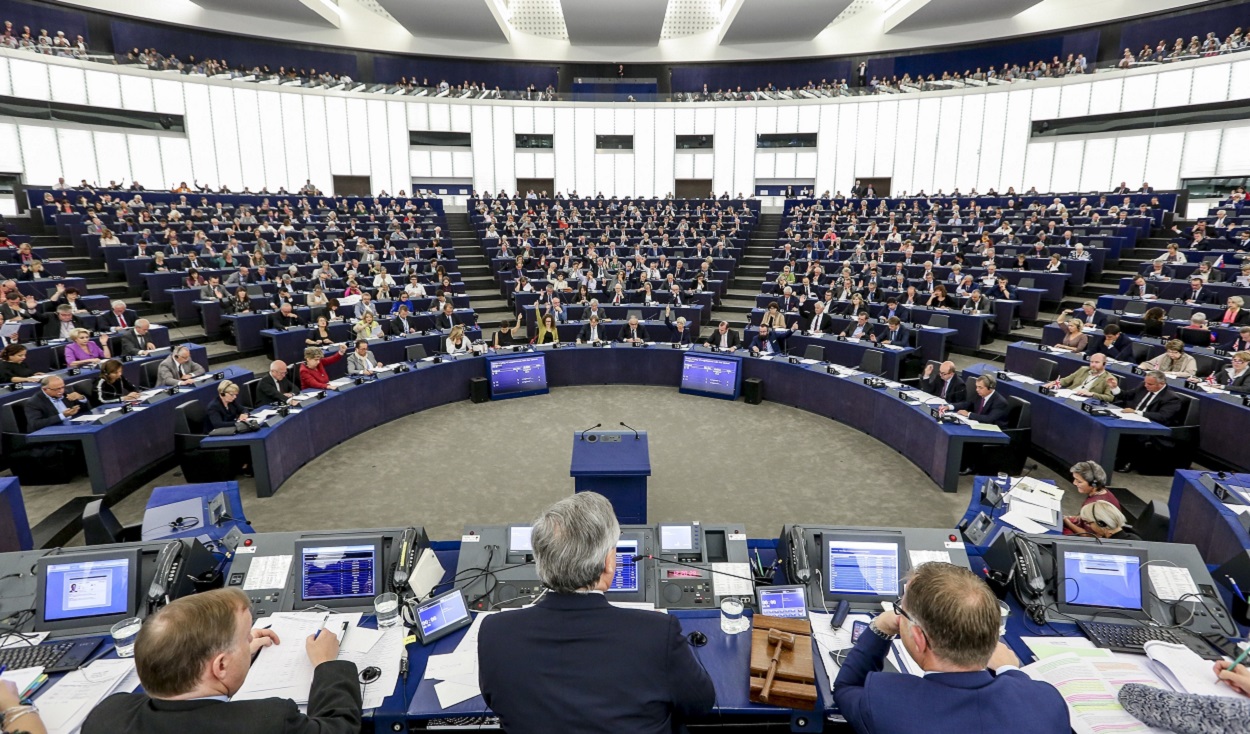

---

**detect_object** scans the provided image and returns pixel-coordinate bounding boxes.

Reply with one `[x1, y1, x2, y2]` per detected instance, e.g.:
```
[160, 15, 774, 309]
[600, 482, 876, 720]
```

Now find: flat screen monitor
[487, 353, 549, 400]
[610, 539, 639, 593]
[659, 524, 694, 552]
[758, 585, 809, 619]
[509, 525, 533, 553]
[679, 353, 742, 400]
[826, 534, 907, 601]
[414, 588, 473, 644]
[36, 548, 141, 632]
[1056, 544, 1148, 617]
[293, 536, 384, 609]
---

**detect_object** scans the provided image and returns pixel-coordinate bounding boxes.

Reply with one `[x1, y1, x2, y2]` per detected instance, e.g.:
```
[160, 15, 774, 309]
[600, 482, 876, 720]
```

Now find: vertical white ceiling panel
[407, 102, 429, 130]
[614, 150, 633, 197]
[856, 104, 878, 177]
[18, 126, 60, 184]
[303, 95, 332, 194]
[127, 134, 164, 190]
[1021, 141, 1056, 195]
[931, 96, 961, 193]
[755, 106, 777, 135]
[795, 151, 817, 179]
[873, 100, 897, 182]
[119, 74, 155, 112]
[798, 106, 819, 135]
[977, 92, 1008, 191]
[1079, 138, 1115, 192]
[1231, 60, 1250, 101]
[208, 86, 241, 187]
[833, 103, 858, 193]
[57, 129, 96, 185]
[430, 151, 452, 181]
[1143, 132, 1184, 188]
[1087, 78, 1122, 116]
[1057, 83, 1090, 119]
[1029, 86, 1060, 120]
[710, 107, 736, 195]
[1179, 129, 1221, 178]
[92, 131, 131, 186]
[428, 103, 451, 132]
[9, 59, 49, 100]
[1216, 125, 1250, 176]
[999, 90, 1032, 192]
[181, 84, 217, 187]
[1154, 69, 1192, 108]
[283, 94, 310, 192]
[158, 137, 193, 190]
[365, 99, 391, 192]
[573, 107, 595, 195]
[345, 98, 370, 177]
[1049, 140, 1084, 194]
[512, 106, 533, 135]
[0, 124, 18, 174]
[1110, 135, 1148, 190]
[593, 153, 614, 197]
[955, 95, 983, 191]
[633, 107, 655, 197]
[613, 108, 634, 134]
[48, 66, 86, 106]
[653, 107, 675, 196]
[912, 97, 941, 193]
[151, 79, 185, 115]
[776, 105, 799, 134]
[489, 105, 514, 194]
[534, 107, 555, 135]
[675, 153, 695, 180]
[816, 104, 838, 195]
[257, 91, 287, 193]
[449, 104, 471, 132]
[1190, 64, 1230, 105]
[553, 107, 575, 193]
[754, 152, 775, 179]
[515, 152, 535, 180]
[84, 69, 120, 109]
[324, 96, 350, 175]
[732, 107, 755, 197]
[232, 88, 265, 192]
[1120, 74, 1157, 112]
[891, 99, 918, 195]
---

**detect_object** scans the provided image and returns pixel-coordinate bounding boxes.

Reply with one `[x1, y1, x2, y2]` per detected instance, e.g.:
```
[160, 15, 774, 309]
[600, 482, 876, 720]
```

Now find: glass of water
[374, 592, 401, 628]
[997, 472, 1010, 492]
[111, 617, 143, 657]
[720, 598, 750, 635]
[998, 600, 1010, 637]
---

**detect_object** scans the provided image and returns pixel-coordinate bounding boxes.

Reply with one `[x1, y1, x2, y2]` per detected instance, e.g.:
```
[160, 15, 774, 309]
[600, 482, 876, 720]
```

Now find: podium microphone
[619, 421, 640, 440]
[579, 423, 601, 441]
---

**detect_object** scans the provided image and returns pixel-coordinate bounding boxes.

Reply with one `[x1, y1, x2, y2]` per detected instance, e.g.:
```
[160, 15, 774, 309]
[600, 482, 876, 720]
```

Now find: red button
[244, 539, 253, 546]
[949, 535, 958, 542]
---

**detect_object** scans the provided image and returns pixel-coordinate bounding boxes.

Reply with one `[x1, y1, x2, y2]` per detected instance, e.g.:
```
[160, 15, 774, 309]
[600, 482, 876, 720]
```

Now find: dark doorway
[516, 178, 555, 197]
[860, 177, 892, 197]
[675, 179, 713, 199]
[333, 175, 372, 197]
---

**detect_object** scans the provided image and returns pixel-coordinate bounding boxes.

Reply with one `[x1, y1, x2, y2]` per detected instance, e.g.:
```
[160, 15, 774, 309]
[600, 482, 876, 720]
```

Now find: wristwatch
[869, 618, 898, 641]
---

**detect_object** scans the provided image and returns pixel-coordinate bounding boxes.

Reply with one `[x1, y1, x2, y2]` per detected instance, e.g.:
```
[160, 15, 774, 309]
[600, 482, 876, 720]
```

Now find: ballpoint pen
[1217, 645, 1250, 683]
[1228, 575, 1247, 603]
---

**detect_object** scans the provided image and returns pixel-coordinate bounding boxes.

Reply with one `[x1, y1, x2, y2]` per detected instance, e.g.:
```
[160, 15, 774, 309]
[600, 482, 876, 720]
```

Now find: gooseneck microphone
[619, 421, 640, 440]
[579, 423, 601, 441]
[630, 554, 758, 583]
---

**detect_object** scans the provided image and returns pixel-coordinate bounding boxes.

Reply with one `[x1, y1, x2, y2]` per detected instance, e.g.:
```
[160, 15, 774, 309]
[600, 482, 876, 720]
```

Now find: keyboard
[0, 637, 104, 673]
[1076, 621, 1221, 660]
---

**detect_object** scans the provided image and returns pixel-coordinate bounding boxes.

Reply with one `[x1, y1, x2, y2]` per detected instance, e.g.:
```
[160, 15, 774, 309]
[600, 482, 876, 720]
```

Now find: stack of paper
[234, 612, 369, 706]
[423, 613, 493, 709]
[39, 658, 139, 734]
[808, 611, 872, 693]
[998, 510, 1049, 534]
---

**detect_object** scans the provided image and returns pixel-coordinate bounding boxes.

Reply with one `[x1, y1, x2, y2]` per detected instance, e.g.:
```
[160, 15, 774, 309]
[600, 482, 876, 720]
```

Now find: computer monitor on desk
[1055, 543, 1149, 619]
[35, 548, 141, 633]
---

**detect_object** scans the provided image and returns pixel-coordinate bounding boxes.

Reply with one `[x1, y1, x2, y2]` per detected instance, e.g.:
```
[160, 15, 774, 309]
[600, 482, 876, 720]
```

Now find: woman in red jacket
[299, 343, 348, 390]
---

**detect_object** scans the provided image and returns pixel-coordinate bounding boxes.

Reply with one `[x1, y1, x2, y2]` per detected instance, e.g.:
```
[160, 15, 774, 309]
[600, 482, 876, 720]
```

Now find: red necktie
[118, 313, 126, 328]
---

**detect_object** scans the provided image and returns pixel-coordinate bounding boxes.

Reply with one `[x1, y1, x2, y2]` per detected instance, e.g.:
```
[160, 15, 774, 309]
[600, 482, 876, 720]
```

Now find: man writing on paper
[478, 492, 715, 733]
[83, 588, 361, 734]
[834, 562, 1068, 734]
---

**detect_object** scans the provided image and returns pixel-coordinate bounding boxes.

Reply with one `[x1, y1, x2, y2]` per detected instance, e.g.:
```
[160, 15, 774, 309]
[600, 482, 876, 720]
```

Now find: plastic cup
[374, 592, 400, 628]
[998, 600, 1010, 636]
[111, 617, 143, 657]
[720, 598, 749, 635]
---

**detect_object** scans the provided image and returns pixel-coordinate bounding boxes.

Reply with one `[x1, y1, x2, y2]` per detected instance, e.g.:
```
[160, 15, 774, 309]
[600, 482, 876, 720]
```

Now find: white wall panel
[324, 96, 350, 175]
[0, 58, 10, 96]
[534, 107, 554, 135]
[92, 131, 130, 186]
[151, 79, 184, 115]
[452, 151, 473, 179]
[430, 151, 451, 181]
[977, 93, 1007, 191]
[0, 123, 17, 173]
[1179, 129, 1221, 178]
[795, 151, 817, 179]
[954, 95, 983, 191]
[774, 152, 796, 180]
[233, 88, 265, 192]
[912, 97, 940, 193]
[410, 150, 432, 178]
[1087, 78, 1122, 115]
[710, 108, 735, 195]
[47, 66, 86, 106]
[158, 137, 193, 188]
[1154, 69, 1192, 108]
[553, 107, 575, 192]
[345, 98, 369, 177]
[1121, 74, 1157, 112]
[56, 128, 95, 185]
[872, 100, 896, 181]
[1217, 125, 1250, 176]
[673, 107, 695, 136]
[535, 153, 554, 180]
[752, 152, 772, 180]
[388, 101, 410, 195]
[1190, 64, 1230, 105]
[594, 107, 614, 135]
[675, 153, 695, 179]
[1143, 132, 1184, 188]
[449, 104, 471, 133]
[833, 103, 858, 193]
[490, 105, 515, 194]
[815, 105, 838, 194]
[653, 108, 675, 196]
[731, 107, 755, 196]
[257, 91, 286, 193]
[1022, 141, 1055, 195]
[594, 153, 614, 196]
[856, 104, 878, 177]
[473, 105, 497, 192]
[999, 90, 1032, 191]
[1030, 86, 1060, 120]
[1110, 135, 1147, 189]
[407, 102, 428, 131]
[126, 134, 163, 189]
[119, 75, 154, 112]
[931, 96, 960, 193]
[776, 105, 799, 134]
[693, 107, 715, 134]
[17, 125, 59, 184]
[181, 84, 217, 187]
[614, 151, 633, 195]
[9, 59, 48, 100]
[613, 108, 634, 135]
[754, 106, 777, 135]
[1079, 138, 1114, 192]
[515, 152, 534, 179]
[1050, 140, 1084, 193]
[1232, 60, 1250, 101]
[891, 99, 918, 195]
[573, 107, 595, 195]
[283, 94, 310, 191]
[693, 154, 713, 180]
[208, 86, 241, 187]
[427, 103, 450, 132]
[1057, 83, 1090, 119]
[798, 106, 819, 136]
[84, 70, 120, 109]
[303, 95, 332, 194]
[366, 99, 391, 193]
[633, 108, 655, 197]
[512, 106, 533, 135]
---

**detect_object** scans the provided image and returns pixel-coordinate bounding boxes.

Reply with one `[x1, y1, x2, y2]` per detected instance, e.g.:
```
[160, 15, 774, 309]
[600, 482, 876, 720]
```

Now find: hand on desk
[957, 410, 971, 417]
[250, 627, 280, 655]
[987, 642, 1020, 670]
[1214, 661, 1250, 696]
[306, 627, 341, 668]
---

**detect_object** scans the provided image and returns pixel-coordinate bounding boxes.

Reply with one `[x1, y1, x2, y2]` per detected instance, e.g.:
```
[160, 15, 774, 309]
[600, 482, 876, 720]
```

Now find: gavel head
[767, 629, 796, 651]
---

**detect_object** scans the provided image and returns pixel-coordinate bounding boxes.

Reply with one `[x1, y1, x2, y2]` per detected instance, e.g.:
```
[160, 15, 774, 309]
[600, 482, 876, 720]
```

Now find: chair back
[803, 345, 825, 361]
[0, 401, 27, 434]
[1134, 500, 1171, 543]
[1167, 305, 1192, 321]
[141, 360, 162, 388]
[1006, 395, 1031, 430]
[1119, 320, 1145, 336]
[1130, 342, 1153, 363]
[1018, 277, 1036, 289]
[174, 399, 207, 435]
[82, 499, 123, 545]
[859, 349, 885, 376]
[929, 314, 949, 329]
[242, 378, 262, 408]
[1124, 300, 1148, 316]
[406, 345, 428, 361]
[1031, 358, 1058, 382]
[1178, 329, 1210, 348]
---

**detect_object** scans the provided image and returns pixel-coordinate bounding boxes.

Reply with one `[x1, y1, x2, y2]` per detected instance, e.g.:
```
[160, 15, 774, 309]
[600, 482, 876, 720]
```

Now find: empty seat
[1031, 358, 1058, 383]
[803, 345, 825, 361]
[82, 499, 141, 545]
[859, 349, 885, 376]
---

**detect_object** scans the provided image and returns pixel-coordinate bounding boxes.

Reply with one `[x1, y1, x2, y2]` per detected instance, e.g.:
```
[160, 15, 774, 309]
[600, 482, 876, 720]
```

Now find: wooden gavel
[758, 629, 796, 702]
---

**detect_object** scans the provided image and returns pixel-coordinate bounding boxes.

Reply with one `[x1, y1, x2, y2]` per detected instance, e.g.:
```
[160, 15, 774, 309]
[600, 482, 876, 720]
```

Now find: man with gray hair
[101, 299, 136, 331]
[478, 492, 714, 733]
[156, 346, 206, 386]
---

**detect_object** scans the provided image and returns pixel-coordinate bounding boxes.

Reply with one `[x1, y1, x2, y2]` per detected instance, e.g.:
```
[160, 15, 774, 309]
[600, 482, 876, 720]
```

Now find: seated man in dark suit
[82, 588, 360, 734]
[39, 304, 87, 340]
[479, 492, 715, 734]
[256, 360, 298, 406]
[1074, 301, 1107, 329]
[920, 361, 965, 404]
[703, 320, 740, 350]
[115, 319, 158, 358]
[1185, 278, 1219, 306]
[269, 303, 305, 330]
[99, 299, 139, 331]
[834, 562, 1068, 734]
[1112, 370, 1185, 473]
[387, 304, 419, 337]
[1085, 324, 1133, 362]
[747, 324, 779, 355]
[875, 316, 908, 346]
[616, 316, 649, 344]
[577, 314, 608, 344]
[434, 302, 460, 330]
[950, 373, 1011, 428]
[24, 374, 90, 430]
[801, 301, 834, 334]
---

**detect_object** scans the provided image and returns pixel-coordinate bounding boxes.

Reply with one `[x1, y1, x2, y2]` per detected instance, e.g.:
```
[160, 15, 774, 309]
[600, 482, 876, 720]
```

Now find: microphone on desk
[997, 463, 1041, 515]
[630, 554, 759, 583]
[619, 421, 640, 440]
[579, 423, 601, 441]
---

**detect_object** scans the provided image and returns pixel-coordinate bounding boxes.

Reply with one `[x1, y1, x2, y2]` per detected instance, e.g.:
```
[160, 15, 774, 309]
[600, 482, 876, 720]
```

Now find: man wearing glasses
[833, 562, 1068, 733]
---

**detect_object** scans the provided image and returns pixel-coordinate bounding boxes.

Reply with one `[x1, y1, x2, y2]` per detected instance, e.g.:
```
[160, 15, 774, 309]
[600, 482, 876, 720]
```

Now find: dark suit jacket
[1217, 368, 1250, 394]
[256, 374, 295, 404]
[578, 322, 609, 343]
[39, 313, 87, 339]
[386, 315, 417, 337]
[23, 390, 91, 432]
[1190, 288, 1219, 305]
[1114, 385, 1184, 426]
[434, 312, 459, 330]
[617, 323, 650, 342]
[663, 318, 694, 345]
[99, 309, 139, 331]
[1086, 333, 1134, 362]
[82, 660, 361, 734]
[920, 373, 966, 404]
[704, 328, 740, 349]
[748, 332, 779, 354]
[479, 593, 715, 734]
[954, 389, 1012, 428]
[833, 632, 1068, 734]
[802, 312, 834, 333]
[270, 312, 305, 330]
[1075, 310, 1107, 329]
[115, 329, 151, 358]
[879, 325, 909, 345]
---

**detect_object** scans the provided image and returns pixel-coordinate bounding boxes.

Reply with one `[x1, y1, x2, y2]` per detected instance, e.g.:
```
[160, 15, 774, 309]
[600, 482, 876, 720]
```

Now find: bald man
[920, 361, 965, 404]
[116, 319, 157, 358]
[256, 361, 298, 405]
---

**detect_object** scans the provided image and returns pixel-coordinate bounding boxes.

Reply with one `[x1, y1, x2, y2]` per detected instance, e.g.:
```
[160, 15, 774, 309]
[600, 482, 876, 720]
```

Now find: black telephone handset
[392, 527, 420, 594]
[787, 526, 811, 583]
[1011, 535, 1047, 623]
[149, 540, 185, 608]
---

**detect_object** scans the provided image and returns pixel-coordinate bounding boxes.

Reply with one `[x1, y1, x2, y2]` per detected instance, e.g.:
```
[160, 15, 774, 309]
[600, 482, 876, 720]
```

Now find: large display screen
[610, 540, 639, 592]
[1061, 550, 1144, 611]
[679, 353, 742, 400]
[827, 540, 902, 597]
[300, 544, 378, 601]
[43, 557, 132, 622]
[488, 354, 549, 399]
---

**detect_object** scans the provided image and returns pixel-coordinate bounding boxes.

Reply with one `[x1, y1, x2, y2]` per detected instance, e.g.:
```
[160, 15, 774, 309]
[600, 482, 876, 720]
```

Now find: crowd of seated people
[1119, 27, 1250, 67]
[121, 47, 356, 86]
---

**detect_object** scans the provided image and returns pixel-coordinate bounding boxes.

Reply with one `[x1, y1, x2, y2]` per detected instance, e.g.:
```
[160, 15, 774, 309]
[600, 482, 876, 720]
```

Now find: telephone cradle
[747, 614, 818, 710]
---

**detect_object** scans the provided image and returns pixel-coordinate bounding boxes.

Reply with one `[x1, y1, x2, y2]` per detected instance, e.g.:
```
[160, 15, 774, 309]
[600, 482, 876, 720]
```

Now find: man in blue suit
[952, 373, 1011, 428]
[478, 492, 715, 734]
[834, 562, 1068, 734]
[748, 324, 779, 355]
